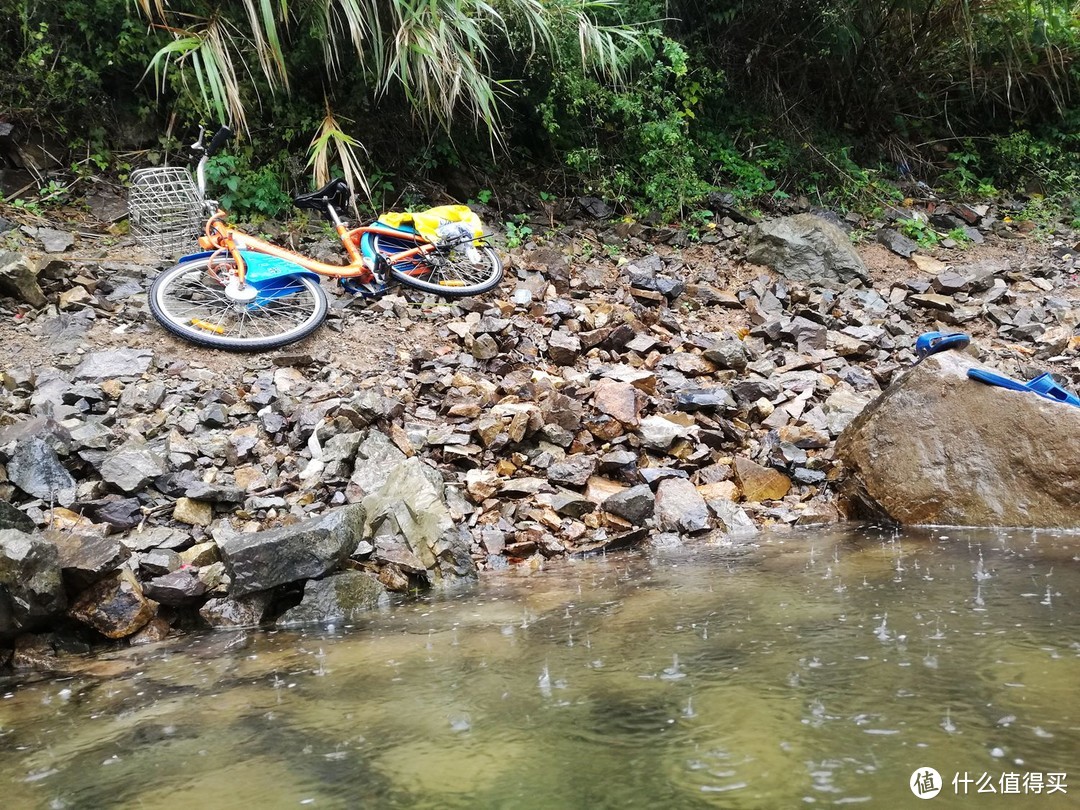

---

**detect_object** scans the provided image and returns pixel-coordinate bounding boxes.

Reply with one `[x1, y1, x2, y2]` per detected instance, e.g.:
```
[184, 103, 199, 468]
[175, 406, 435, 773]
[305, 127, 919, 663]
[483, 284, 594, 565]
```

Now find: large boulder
[836, 352, 1080, 528]
[746, 213, 868, 285]
[219, 503, 365, 596]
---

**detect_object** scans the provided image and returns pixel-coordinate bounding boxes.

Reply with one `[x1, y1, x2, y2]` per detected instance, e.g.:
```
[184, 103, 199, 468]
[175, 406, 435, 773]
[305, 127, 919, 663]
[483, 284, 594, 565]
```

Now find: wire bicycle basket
[127, 166, 204, 259]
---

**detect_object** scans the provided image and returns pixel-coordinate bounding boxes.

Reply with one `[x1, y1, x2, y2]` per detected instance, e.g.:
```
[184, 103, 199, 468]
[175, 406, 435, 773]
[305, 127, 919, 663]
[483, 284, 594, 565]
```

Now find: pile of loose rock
[0, 197, 1077, 670]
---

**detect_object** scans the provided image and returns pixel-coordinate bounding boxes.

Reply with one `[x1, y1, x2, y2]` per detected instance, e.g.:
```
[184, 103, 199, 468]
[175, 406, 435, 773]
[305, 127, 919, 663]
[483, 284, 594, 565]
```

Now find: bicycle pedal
[339, 278, 387, 298]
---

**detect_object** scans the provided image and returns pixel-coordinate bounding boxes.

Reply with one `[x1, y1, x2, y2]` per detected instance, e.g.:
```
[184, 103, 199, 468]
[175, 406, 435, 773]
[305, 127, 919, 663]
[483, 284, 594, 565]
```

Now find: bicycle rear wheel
[149, 257, 328, 351]
[372, 233, 503, 297]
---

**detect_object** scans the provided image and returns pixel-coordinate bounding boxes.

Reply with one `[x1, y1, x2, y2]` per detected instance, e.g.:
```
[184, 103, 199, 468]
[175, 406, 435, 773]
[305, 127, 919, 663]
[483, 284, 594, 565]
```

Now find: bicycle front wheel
[149, 257, 328, 351]
[373, 234, 503, 297]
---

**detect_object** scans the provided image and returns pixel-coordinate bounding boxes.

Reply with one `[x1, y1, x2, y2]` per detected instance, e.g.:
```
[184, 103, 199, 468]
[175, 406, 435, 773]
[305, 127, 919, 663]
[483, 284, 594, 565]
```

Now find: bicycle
[128, 126, 503, 351]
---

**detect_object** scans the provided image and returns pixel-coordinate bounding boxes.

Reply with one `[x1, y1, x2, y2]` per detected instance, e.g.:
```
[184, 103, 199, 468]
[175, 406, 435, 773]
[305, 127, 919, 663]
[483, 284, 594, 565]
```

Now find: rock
[550, 490, 595, 518]
[465, 469, 499, 503]
[733, 457, 792, 502]
[823, 388, 873, 436]
[80, 496, 143, 530]
[7, 437, 76, 506]
[746, 214, 868, 285]
[674, 387, 735, 411]
[129, 617, 172, 645]
[183, 480, 245, 504]
[0, 500, 33, 533]
[48, 532, 129, 589]
[796, 503, 841, 525]
[68, 569, 157, 639]
[179, 541, 219, 567]
[592, 381, 641, 426]
[702, 340, 749, 372]
[654, 478, 710, 533]
[364, 458, 477, 587]
[347, 429, 408, 500]
[547, 455, 598, 488]
[602, 484, 655, 526]
[277, 571, 389, 626]
[638, 414, 694, 449]
[908, 293, 955, 312]
[173, 497, 213, 526]
[58, 285, 91, 310]
[72, 349, 154, 382]
[584, 476, 627, 504]
[659, 353, 716, 376]
[875, 228, 919, 258]
[0, 530, 66, 636]
[137, 549, 182, 576]
[219, 503, 365, 596]
[200, 593, 273, 628]
[836, 352, 1080, 528]
[709, 500, 759, 536]
[37, 227, 74, 253]
[0, 251, 46, 307]
[98, 439, 167, 492]
[548, 330, 581, 366]
[143, 569, 209, 606]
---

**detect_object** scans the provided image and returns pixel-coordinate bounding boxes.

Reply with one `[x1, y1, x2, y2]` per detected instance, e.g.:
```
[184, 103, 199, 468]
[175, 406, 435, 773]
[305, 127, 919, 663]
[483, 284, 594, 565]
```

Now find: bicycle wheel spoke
[151, 258, 328, 350]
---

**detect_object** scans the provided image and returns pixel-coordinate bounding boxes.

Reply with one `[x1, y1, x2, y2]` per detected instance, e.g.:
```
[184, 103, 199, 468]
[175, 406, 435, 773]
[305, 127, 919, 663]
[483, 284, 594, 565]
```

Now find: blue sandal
[967, 368, 1080, 408]
[916, 331, 971, 359]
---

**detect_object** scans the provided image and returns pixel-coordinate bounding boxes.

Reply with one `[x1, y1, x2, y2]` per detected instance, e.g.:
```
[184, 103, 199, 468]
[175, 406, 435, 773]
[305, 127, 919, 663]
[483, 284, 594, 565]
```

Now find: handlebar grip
[206, 125, 232, 157]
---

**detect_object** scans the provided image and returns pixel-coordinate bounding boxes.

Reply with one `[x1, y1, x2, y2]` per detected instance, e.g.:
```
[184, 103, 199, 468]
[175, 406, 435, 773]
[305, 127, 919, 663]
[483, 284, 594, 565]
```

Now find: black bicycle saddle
[293, 178, 352, 213]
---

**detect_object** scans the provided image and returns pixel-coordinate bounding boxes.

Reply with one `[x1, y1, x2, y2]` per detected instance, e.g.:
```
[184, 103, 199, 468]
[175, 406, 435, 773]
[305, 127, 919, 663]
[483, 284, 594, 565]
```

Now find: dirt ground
[1, 219, 1073, 383]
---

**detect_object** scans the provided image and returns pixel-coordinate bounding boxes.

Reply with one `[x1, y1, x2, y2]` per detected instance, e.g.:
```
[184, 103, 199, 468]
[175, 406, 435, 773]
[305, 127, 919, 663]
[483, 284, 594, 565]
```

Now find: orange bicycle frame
[198, 211, 435, 285]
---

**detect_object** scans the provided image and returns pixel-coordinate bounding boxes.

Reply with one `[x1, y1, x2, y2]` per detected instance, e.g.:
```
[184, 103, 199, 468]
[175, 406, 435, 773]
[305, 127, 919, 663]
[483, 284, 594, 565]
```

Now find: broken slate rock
[38, 228, 74, 253]
[7, 437, 76, 506]
[143, 569, 209, 606]
[0, 529, 66, 636]
[48, 532, 129, 590]
[68, 568, 157, 639]
[72, 348, 154, 382]
[219, 502, 365, 596]
[602, 484, 655, 526]
[0, 501, 34, 533]
[98, 439, 167, 493]
[547, 455, 598, 488]
[200, 592, 273, 628]
[0, 251, 46, 308]
[277, 570, 389, 627]
[733, 457, 792, 502]
[364, 458, 477, 587]
[876, 228, 919, 258]
[655, 478, 710, 534]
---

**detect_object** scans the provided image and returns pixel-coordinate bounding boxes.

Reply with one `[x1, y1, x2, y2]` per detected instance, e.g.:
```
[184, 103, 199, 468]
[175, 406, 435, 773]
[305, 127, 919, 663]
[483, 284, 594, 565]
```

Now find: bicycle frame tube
[200, 214, 433, 281]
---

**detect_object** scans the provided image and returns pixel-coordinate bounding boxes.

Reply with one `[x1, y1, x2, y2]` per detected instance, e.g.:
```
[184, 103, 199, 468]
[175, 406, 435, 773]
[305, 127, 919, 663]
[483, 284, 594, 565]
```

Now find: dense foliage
[1, 0, 1077, 219]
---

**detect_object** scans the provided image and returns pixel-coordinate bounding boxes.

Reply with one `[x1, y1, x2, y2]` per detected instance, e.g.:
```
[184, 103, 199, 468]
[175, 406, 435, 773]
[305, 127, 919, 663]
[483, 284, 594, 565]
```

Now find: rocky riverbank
[1, 192, 1078, 672]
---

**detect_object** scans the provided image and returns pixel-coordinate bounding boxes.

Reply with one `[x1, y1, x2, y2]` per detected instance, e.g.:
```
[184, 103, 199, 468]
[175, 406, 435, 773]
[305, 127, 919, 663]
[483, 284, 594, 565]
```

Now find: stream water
[2, 525, 1078, 809]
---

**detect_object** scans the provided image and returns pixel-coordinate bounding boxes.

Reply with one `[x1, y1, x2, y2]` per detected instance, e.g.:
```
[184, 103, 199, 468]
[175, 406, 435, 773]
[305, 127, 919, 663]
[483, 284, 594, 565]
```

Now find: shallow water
[2, 526, 1080, 809]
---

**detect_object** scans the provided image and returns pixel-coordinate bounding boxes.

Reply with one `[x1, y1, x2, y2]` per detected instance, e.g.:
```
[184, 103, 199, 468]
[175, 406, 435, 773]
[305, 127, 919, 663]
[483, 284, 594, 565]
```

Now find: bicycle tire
[371, 233, 503, 297]
[149, 256, 328, 351]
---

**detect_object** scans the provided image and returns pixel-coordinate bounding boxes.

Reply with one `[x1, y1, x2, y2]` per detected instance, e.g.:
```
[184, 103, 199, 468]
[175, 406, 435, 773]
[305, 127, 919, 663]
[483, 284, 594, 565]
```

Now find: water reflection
[1, 526, 1079, 808]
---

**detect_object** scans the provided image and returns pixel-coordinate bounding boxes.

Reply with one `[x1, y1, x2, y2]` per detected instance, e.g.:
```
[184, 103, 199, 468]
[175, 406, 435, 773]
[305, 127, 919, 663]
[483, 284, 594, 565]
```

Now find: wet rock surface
[836, 351, 1080, 528]
[0, 193, 1078, 668]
